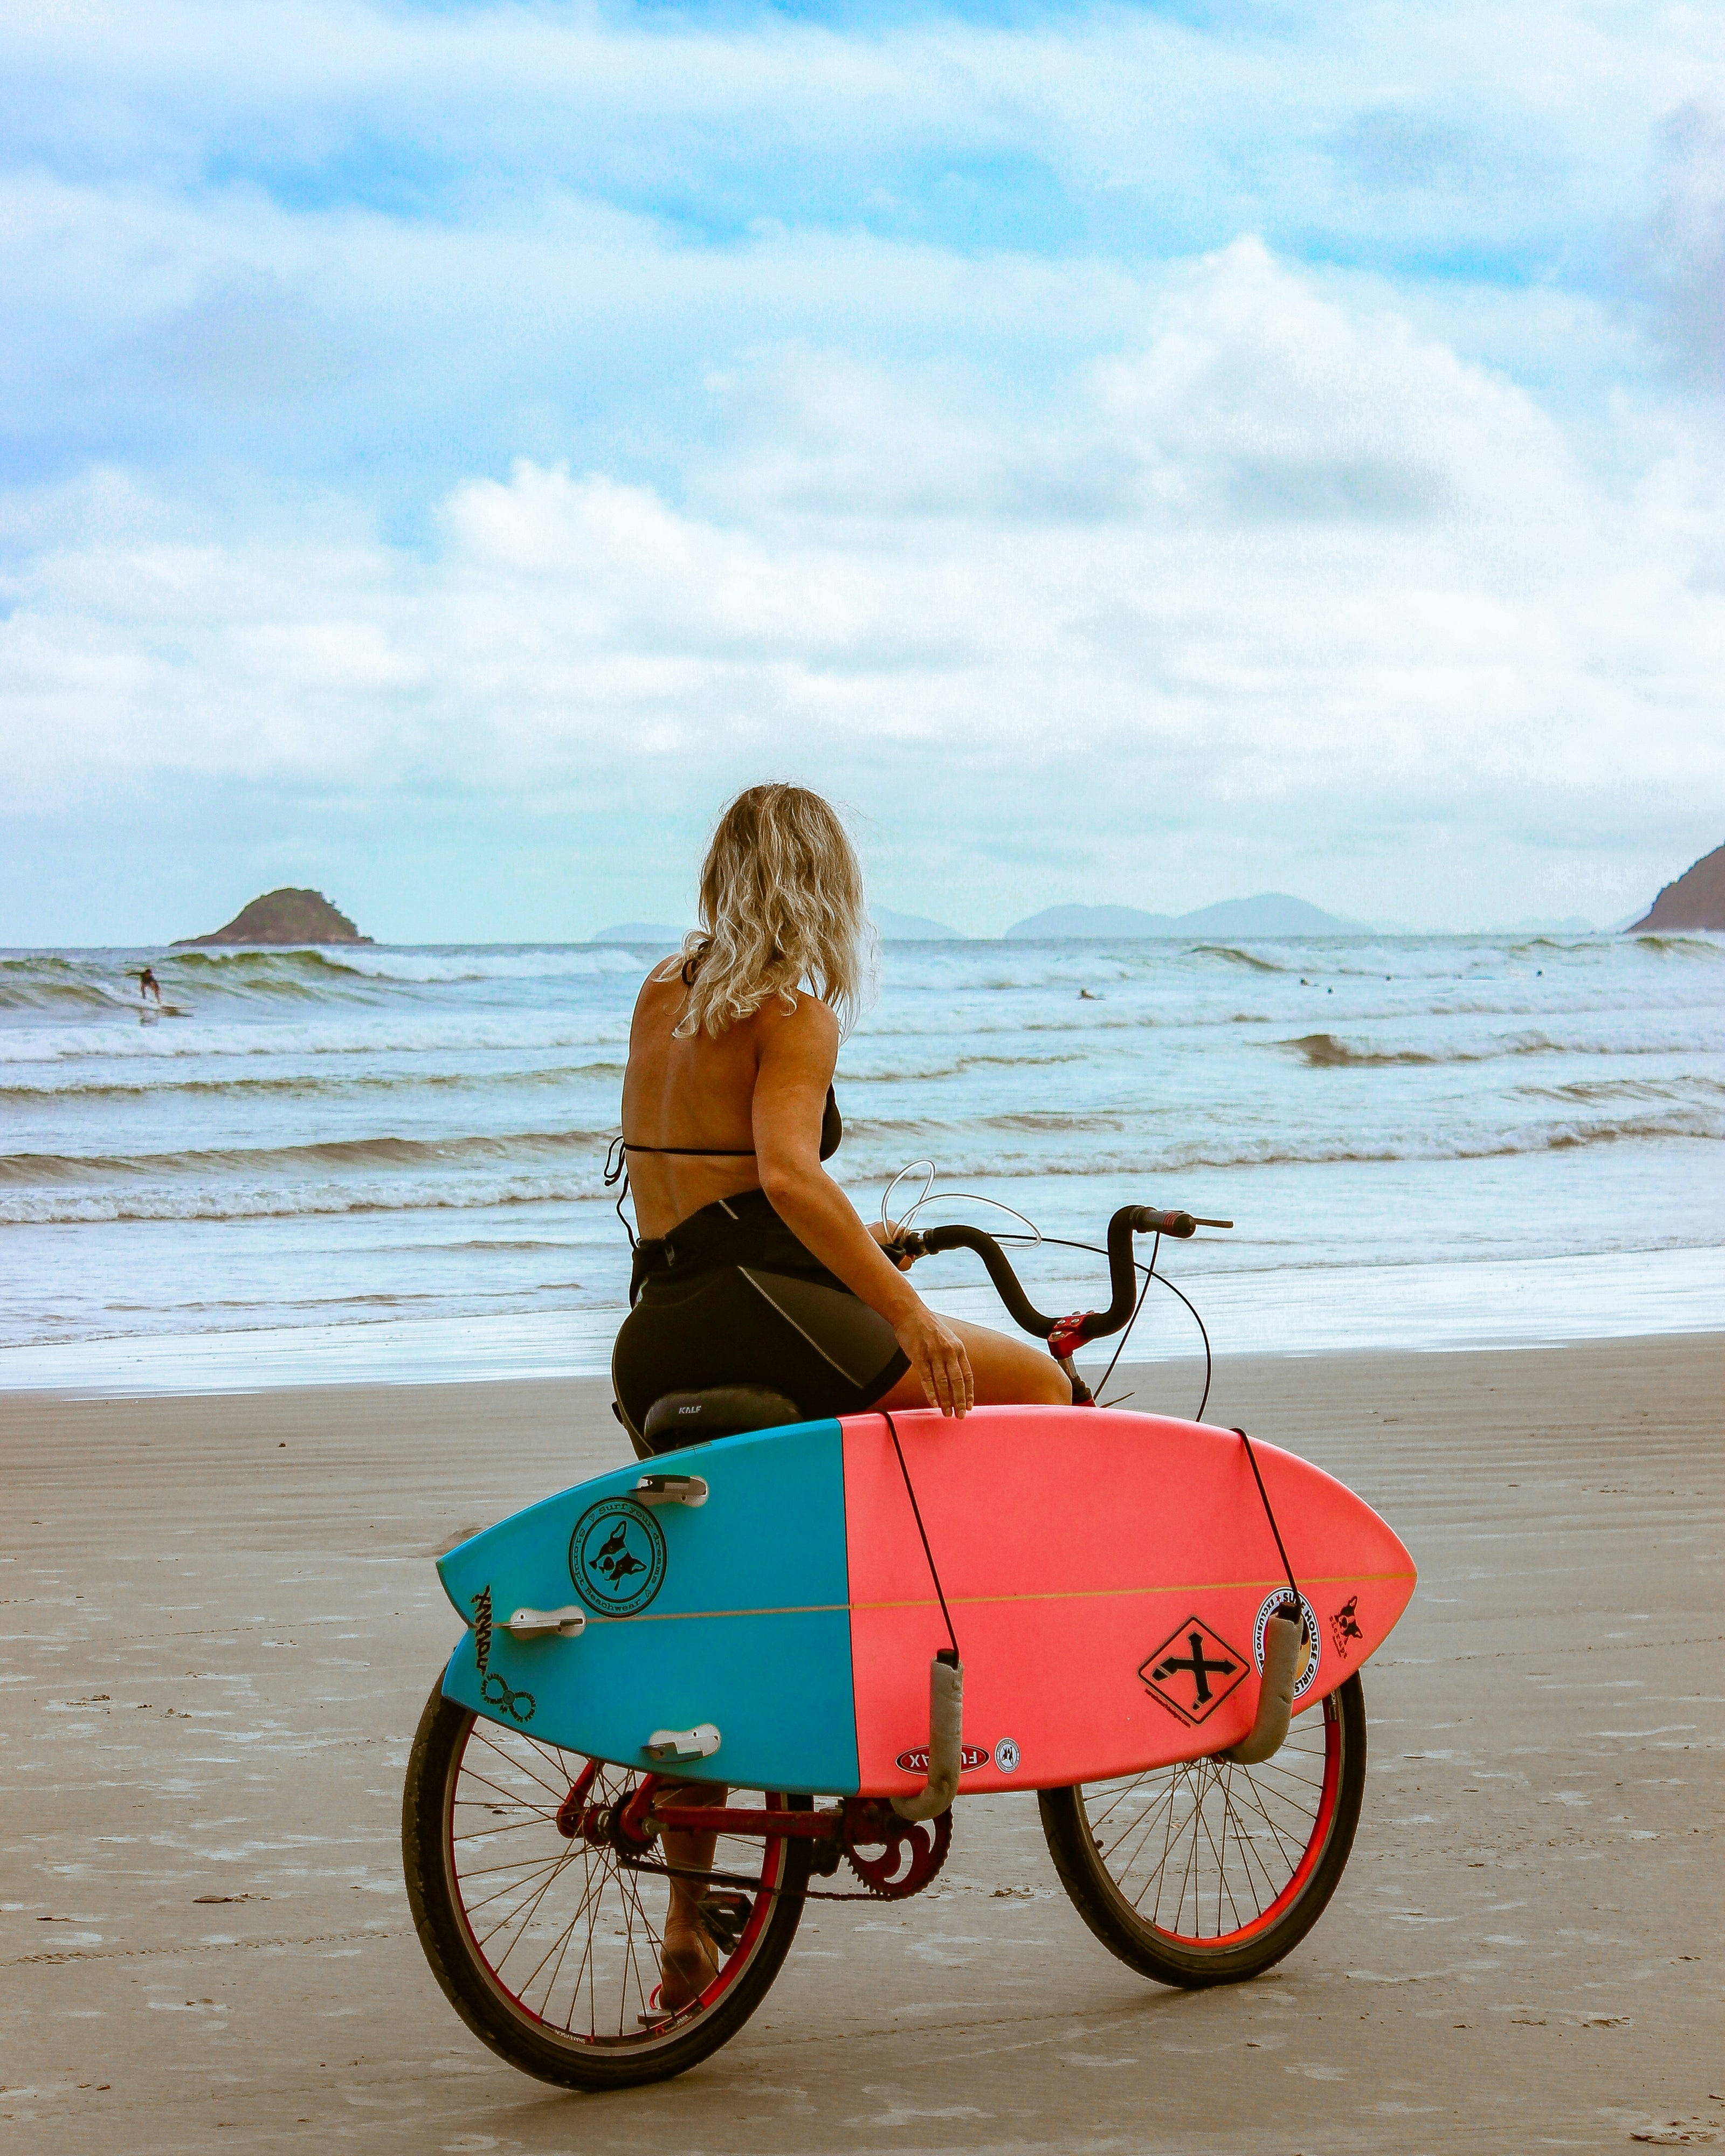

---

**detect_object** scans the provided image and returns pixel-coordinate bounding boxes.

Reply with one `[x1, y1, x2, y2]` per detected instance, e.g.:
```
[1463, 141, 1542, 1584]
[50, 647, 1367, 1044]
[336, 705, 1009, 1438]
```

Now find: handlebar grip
[1129, 1206, 1197, 1239]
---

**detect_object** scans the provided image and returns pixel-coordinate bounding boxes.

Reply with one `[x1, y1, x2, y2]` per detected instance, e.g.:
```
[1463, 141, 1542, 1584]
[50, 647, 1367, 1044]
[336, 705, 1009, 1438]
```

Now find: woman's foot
[658, 1925, 719, 2011]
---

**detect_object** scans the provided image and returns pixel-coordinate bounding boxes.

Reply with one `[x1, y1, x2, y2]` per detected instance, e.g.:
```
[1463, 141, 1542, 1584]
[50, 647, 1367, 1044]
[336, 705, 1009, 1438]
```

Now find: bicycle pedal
[698, 1892, 751, 1954]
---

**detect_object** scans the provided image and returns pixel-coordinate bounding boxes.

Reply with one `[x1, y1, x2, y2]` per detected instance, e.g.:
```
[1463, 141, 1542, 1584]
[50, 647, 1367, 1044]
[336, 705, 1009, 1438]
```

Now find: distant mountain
[1005, 893, 1362, 939]
[1626, 845, 1725, 933]
[173, 888, 370, 946]
[588, 922, 686, 946]
[874, 906, 962, 939]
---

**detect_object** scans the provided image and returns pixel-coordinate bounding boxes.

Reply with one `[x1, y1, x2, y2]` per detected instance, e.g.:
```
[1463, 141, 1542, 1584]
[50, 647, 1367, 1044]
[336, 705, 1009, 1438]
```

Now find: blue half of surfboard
[436, 1418, 860, 1794]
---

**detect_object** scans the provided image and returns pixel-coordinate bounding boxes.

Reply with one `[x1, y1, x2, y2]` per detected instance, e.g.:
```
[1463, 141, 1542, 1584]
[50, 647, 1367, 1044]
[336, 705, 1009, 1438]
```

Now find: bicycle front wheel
[402, 1678, 811, 2089]
[1039, 1674, 1366, 1987]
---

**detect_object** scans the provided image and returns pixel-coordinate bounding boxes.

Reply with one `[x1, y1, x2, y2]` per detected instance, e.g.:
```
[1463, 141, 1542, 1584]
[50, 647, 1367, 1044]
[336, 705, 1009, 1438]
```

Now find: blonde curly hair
[672, 784, 875, 1039]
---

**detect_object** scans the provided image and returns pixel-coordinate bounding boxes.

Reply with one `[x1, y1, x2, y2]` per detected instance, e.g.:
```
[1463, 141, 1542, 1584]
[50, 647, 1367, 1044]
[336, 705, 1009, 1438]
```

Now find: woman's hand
[892, 1301, 974, 1418]
[868, 1218, 915, 1270]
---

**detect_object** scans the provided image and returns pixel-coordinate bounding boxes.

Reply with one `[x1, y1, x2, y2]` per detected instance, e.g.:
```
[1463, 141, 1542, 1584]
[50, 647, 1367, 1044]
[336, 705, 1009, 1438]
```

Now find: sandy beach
[3, 1334, 1720, 2154]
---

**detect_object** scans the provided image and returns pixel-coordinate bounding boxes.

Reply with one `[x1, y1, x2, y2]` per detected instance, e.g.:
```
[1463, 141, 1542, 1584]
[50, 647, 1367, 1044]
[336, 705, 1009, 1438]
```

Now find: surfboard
[436, 1406, 1416, 1796]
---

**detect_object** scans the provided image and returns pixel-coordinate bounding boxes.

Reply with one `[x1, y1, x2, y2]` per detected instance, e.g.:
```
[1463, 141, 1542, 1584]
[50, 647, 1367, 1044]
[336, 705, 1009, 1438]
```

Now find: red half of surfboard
[841, 1405, 1415, 1799]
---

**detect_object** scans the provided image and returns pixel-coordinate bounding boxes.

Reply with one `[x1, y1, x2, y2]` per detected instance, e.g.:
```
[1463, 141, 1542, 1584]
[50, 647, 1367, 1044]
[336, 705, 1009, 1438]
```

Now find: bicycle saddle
[634, 1384, 803, 1460]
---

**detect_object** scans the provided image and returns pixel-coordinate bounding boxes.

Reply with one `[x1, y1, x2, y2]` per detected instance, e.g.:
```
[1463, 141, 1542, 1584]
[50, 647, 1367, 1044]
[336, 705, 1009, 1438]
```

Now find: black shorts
[612, 1227, 907, 1438]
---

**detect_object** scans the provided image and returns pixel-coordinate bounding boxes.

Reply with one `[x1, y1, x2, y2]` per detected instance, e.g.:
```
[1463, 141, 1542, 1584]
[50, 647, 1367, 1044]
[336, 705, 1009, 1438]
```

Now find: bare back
[620, 964, 836, 1239]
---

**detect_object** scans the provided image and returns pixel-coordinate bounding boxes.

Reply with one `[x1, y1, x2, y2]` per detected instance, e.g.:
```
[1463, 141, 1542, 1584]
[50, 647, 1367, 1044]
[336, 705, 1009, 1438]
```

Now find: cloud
[2, 0, 1715, 503]
[3, 3, 1722, 932]
[1636, 101, 1725, 390]
[5, 240, 1720, 928]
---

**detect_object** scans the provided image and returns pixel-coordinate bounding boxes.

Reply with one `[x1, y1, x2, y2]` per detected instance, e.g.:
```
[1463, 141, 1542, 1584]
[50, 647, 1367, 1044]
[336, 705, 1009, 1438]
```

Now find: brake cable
[877, 1169, 1219, 1420]
[1093, 1233, 1157, 1404]
[993, 1229, 1213, 1422]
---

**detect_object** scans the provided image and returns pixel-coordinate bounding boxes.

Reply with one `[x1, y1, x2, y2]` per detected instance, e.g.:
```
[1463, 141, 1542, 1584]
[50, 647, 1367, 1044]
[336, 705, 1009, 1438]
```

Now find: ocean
[2, 932, 1720, 1392]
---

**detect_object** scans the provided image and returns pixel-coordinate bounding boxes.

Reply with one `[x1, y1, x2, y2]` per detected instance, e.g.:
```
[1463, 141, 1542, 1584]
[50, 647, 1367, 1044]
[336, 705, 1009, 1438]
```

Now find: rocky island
[1625, 845, 1725, 933]
[173, 888, 372, 946]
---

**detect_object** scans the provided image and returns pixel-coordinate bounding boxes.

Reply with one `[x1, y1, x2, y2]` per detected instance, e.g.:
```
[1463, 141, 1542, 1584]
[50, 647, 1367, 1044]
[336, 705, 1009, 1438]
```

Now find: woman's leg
[658, 1781, 727, 2009]
[873, 1316, 1071, 1412]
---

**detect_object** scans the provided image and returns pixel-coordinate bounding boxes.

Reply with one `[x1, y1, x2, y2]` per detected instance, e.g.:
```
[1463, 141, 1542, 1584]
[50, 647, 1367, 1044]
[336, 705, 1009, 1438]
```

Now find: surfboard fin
[891, 1653, 964, 1821]
[1222, 1611, 1300, 1765]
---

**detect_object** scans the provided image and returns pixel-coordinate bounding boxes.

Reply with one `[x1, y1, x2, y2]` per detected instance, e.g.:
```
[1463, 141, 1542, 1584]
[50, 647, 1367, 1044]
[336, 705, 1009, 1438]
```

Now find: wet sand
[2, 1335, 1720, 2154]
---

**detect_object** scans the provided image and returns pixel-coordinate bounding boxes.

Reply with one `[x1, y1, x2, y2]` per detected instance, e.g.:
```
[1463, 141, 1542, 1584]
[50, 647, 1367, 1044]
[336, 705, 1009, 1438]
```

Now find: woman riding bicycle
[611, 782, 1068, 2010]
[611, 781, 1070, 1440]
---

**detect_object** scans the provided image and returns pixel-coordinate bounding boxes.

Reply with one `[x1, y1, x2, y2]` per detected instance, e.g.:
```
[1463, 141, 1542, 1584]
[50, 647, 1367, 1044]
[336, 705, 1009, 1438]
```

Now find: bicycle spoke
[1081, 1698, 1341, 1946]
[440, 1716, 787, 2055]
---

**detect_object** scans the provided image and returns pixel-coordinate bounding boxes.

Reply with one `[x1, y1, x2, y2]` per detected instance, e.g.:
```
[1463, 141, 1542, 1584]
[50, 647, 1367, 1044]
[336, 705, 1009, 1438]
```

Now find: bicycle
[402, 1203, 1410, 2089]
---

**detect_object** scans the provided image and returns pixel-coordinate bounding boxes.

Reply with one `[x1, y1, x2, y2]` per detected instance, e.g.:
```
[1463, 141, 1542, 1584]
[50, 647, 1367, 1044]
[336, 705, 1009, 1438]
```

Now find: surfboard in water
[436, 1405, 1416, 1795]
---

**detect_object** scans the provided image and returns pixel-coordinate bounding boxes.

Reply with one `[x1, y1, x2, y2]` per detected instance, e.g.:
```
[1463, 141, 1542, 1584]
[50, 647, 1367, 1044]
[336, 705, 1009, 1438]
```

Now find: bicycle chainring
[840, 1801, 952, 1899]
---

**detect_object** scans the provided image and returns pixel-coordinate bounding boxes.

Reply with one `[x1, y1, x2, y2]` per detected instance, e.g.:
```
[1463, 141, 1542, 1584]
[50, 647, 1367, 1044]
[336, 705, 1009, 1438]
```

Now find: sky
[2, 0, 1722, 943]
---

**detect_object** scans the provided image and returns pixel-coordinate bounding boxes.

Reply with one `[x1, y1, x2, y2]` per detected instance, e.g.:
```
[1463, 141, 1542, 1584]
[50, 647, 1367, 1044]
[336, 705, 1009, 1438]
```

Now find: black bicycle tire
[1038, 1674, 1367, 1988]
[401, 1676, 811, 2089]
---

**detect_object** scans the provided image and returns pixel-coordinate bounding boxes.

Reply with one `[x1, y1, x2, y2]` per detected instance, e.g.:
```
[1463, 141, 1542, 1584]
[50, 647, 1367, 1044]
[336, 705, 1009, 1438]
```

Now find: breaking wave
[1190, 944, 1289, 973]
[0, 1129, 613, 1187]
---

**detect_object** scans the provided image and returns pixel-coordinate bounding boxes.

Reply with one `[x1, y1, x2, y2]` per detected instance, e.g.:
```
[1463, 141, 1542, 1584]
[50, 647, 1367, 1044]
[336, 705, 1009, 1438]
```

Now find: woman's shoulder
[754, 987, 839, 1065]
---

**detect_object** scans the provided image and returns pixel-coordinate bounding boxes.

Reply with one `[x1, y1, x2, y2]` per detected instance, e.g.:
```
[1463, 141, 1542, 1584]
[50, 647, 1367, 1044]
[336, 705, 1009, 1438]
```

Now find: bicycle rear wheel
[402, 1678, 810, 2089]
[1039, 1674, 1365, 1987]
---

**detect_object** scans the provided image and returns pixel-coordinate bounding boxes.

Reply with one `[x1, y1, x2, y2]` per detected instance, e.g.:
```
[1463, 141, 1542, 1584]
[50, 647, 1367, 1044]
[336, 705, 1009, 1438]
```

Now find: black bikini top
[606, 1086, 841, 1251]
[620, 1084, 841, 1164]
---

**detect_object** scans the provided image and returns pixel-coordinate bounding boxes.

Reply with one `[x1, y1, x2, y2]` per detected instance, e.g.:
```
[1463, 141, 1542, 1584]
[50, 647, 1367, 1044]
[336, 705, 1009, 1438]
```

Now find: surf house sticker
[1139, 1616, 1250, 1727]
[569, 1497, 667, 1617]
[1253, 1589, 1321, 1700]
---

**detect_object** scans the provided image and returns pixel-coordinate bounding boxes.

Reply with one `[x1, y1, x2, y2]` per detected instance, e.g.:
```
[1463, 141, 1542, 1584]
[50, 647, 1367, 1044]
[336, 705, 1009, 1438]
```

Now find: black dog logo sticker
[1329, 1594, 1365, 1659]
[590, 1519, 647, 1587]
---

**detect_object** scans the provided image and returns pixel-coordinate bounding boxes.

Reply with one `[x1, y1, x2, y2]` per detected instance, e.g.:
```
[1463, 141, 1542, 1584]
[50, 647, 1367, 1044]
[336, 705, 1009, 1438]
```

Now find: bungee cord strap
[1235, 1426, 1300, 1608]
[881, 1408, 960, 1661]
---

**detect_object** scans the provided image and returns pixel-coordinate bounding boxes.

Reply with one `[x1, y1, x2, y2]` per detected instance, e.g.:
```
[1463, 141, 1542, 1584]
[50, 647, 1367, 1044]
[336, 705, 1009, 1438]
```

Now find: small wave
[0, 942, 645, 1008]
[0, 1059, 628, 1102]
[1274, 1030, 1572, 1068]
[1625, 933, 1725, 958]
[1519, 1076, 1725, 1106]
[0, 1171, 617, 1225]
[0, 1128, 615, 1186]
[0, 1017, 625, 1065]
[0, 959, 150, 1013]
[1190, 944, 1289, 973]
[839, 1113, 1723, 1176]
[1280, 1033, 1445, 1069]
[315, 945, 644, 986]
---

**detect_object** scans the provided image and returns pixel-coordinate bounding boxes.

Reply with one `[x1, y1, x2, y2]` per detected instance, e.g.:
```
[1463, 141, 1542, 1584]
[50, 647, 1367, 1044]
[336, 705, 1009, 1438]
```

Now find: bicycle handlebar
[895, 1203, 1232, 1351]
[917, 1222, 1061, 1335]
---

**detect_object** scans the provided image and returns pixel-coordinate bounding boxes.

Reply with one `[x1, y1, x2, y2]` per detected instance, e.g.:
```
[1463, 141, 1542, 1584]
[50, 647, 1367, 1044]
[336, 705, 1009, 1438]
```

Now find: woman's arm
[753, 1000, 975, 1417]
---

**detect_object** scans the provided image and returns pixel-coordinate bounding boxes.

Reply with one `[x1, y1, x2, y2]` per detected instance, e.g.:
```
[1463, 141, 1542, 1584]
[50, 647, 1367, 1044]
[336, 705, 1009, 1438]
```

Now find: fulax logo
[568, 1497, 667, 1617]
[895, 1744, 991, 1774]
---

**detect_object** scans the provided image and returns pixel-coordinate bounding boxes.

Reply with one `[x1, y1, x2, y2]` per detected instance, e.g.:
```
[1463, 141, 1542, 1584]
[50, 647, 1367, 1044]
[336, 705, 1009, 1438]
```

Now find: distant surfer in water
[137, 966, 162, 1006]
[610, 782, 1068, 2006]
